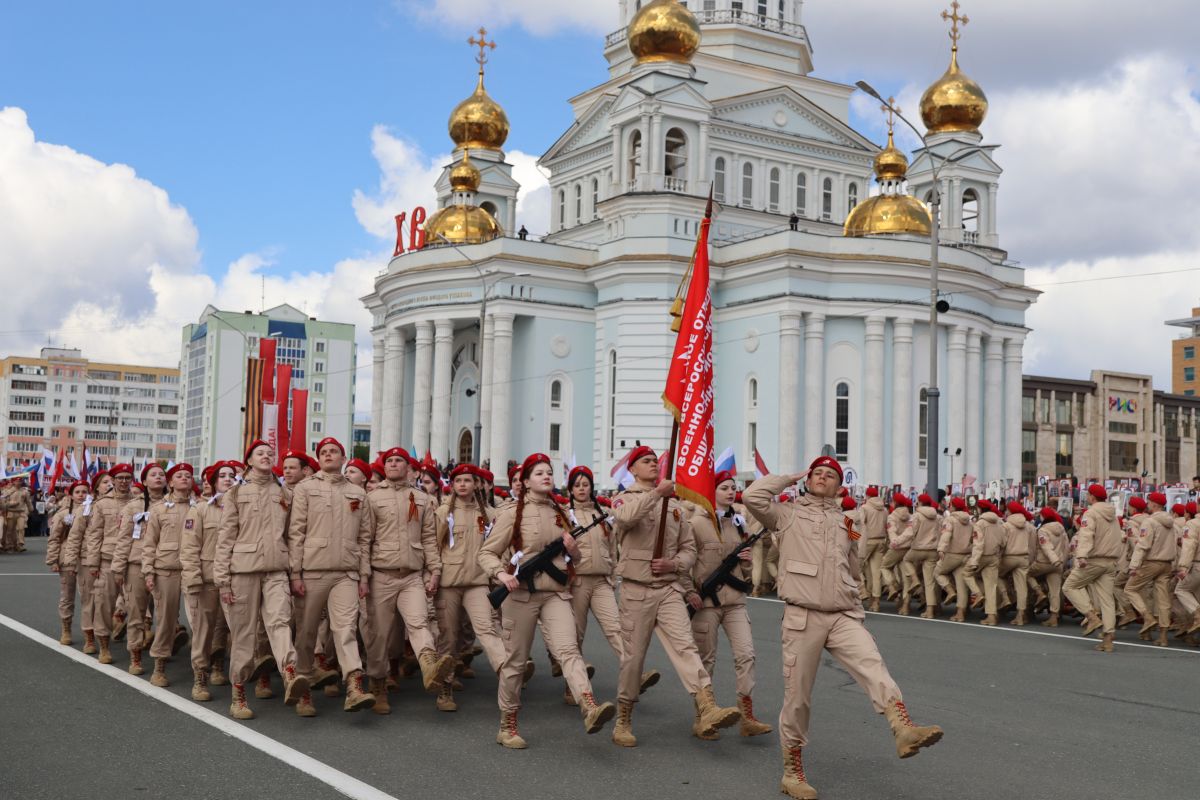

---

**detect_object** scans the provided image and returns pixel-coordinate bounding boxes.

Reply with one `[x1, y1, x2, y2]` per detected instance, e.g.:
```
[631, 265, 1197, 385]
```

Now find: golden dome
[423, 204, 502, 247]
[843, 194, 932, 238]
[449, 151, 481, 193]
[919, 48, 988, 134]
[448, 73, 509, 151]
[628, 0, 701, 64]
[873, 130, 908, 182]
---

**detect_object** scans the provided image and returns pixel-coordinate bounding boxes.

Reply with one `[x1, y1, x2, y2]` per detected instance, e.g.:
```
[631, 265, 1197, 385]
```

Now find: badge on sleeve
[350, 499, 361, 512]
[185, 519, 195, 530]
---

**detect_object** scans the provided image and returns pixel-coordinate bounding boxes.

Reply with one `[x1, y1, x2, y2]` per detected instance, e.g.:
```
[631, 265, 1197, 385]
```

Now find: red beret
[627, 445, 656, 467]
[316, 437, 345, 456]
[918, 493, 934, 506]
[67, 480, 90, 494]
[90, 471, 110, 492]
[477, 468, 494, 484]
[493, 487, 510, 500]
[244, 439, 271, 464]
[1147, 492, 1167, 507]
[346, 458, 372, 479]
[865, 487, 879, 498]
[110, 463, 134, 477]
[520, 452, 551, 481]
[552, 493, 569, 505]
[1187, 501, 1198, 516]
[714, 470, 735, 487]
[228, 460, 245, 472]
[596, 495, 613, 507]
[131, 482, 145, 493]
[449, 464, 477, 480]
[1087, 484, 1107, 501]
[165, 462, 193, 482]
[951, 497, 967, 512]
[271, 465, 283, 478]
[405, 454, 421, 470]
[282, 450, 307, 465]
[1038, 506, 1057, 522]
[976, 499, 994, 513]
[1007, 501, 1025, 516]
[422, 464, 442, 483]
[140, 462, 164, 483]
[1171, 503, 1187, 516]
[841, 496, 857, 511]
[893, 494, 912, 508]
[378, 447, 411, 464]
[567, 465, 593, 486]
[1127, 497, 1147, 513]
[370, 460, 386, 479]
[1022, 510, 1034, 521]
[507, 465, 521, 485]
[206, 461, 238, 489]
[808, 455, 843, 482]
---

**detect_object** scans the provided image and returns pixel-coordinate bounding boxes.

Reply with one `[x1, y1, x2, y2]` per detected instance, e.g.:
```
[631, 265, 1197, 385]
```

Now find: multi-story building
[1022, 370, 1200, 486]
[0, 347, 180, 467]
[179, 304, 357, 466]
[1166, 301, 1200, 396]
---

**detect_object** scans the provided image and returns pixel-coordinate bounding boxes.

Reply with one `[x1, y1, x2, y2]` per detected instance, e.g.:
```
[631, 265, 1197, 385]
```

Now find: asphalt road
[2, 538, 1196, 800]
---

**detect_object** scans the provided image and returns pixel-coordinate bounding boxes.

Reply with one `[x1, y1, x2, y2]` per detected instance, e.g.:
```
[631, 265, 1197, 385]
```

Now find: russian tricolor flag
[714, 446, 736, 475]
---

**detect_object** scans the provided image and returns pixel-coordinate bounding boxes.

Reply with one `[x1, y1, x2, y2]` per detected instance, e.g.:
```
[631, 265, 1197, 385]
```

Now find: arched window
[557, 190, 565, 231]
[821, 177, 833, 220]
[795, 172, 807, 215]
[741, 162, 754, 207]
[768, 167, 781, 213]
[748, 377, 759, 409]
[607, 351, 618, 458]
[918, 387, 929, 467]
[592, 178, 599, 219]
[628, 130, 642, 183]
[847, 182, 858, 213]
[665, 127, 688, 185]
[713, 156, 727, 202]
[574, 183, 582, 224]
[550, 380, 562, 409]
[835, 382, 850, 460]
[480, 200, 497, 216]
[962, 188, 979, 232]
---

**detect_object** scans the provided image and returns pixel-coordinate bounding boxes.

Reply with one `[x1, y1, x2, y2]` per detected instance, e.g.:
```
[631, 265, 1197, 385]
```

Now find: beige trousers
[77, 568, 95, 632]
[124, 564, 151, 652]
[148, 570, 182, 660]
[57, 569, 76, 620]
[1124, 561, 1173, 628]
[434, 585, 506, 672]
[223, 571, 296, 685]
[1174, 566, 1200, 615]
[965, 555, 1000, 615]
[1062, 558, 1117, 634]
[92, 559, 120, 637]
[365, 569, 435, 679]
[1027, 563, 1063, 613]
[881, 548, 908, 595]
[934, 553, 969, 606]
[184, 583, 221, 672]
[997, 556, 1032, 610]
[861, 539, 887, 599]
[779, 606, 902, 747]
[617, 582, 709, 703]
[691, 602, 756, 696]
[903, 549, 939, 608]
[569, 574, 623, 659]
[295, 571, 362, 680]
[497, 590, 594, 711]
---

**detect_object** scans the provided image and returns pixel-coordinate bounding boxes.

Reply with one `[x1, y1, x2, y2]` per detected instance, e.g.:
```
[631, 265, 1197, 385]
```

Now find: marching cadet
[363, 448, 454, 714]
[63, 471, 110, 654]
[82, 463, 134, 664]
[744, 458, 942, 800]
[345, 458, 372, 488]
[419, 464, 443, 498]
[479, 453, 616, 749]
[1174, 502, 1200, 635]
[111, 463, 168, 675]
[140, 463, 196, 688]
[46, 480, 91, 644]
[281, 451, 309, 488]
[1062, 485, 1124, 653]
[608, 446, 740, 748]
[859, 487, 889, 612]
[433, 463, 507, 712]
[996, 501, 1037, 625]
[902, 494, 941, 618]
[1114, 496, 1147, 626]
[1124, 491, 1177, 647]
[935, 497, 975, 622]
[217, 440, 308, 719]
[965, 500, 1005, 625]
[682, 471, 772, 739]
[2, 476, 33, 552]
[881, 494, 913, 610]
[289, 437, 376, 713]
[180, 462, 235, 701]
[1029, 508, 1067, 627]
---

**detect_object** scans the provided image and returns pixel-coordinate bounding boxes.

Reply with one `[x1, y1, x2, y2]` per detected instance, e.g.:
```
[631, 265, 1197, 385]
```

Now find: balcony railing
[664, 176, 688, 193]
[606, 10, 808, 48]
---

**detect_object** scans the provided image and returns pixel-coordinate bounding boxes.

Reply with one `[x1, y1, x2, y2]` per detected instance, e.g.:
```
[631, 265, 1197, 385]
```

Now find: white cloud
[509, 150, 551, 236]
[400, 0, 617, 36]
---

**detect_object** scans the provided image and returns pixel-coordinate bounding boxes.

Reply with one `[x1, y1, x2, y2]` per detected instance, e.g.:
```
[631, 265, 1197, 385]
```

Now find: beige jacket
[62, 499, 96, 569]
[680, 506, 753, 607]
[1035, 522, 1067, 566]
[1177, 519, 1200, 569]
[566, 501, 616, 577]
[288, 470, 372, 578]
[744, 475, 862, 618]
[969, 512, 1005, 566]
[611, 485, 697, 589]
[886, 507, 913, 549]
[112, 494, 164, 575]
[214, 471, 293, 587]
[1129, 511, 1177, 569]
[1076, 502, 1123, 560]
[45, 507, 72, 568]
[938, 510, 975, 555]
[910, 506, 941, 550]
[181, 497, 224, 589]
[478, 495, 572, 593]
[367, 479, 439, 576]
[140, 495, 194, 574]
[1002, 515, 1037, 560]
[434, 498, 496, 587]
[82, 491, 132, 566]
[860, 496, 888, 540]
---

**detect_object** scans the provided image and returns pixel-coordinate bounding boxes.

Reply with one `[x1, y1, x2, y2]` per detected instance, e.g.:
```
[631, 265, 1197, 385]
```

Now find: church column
[696, 122, 709, 188]
[370, 331, 385, 455]
[940, 178, 952, 230]
[479, 314, 495, 465]
[638, 112, 651, 190]
[965, 329, 982, 484]
[987, 183, 999, 241]
[983, 336, 1003, 482]
[803, 312, 825, 459]
[411, 321, 434, 457]
[489, 313, 515, 477]
[777, 313, 802, 473]
[383, 326, 406, 448]
[864, 316, 885, 484]
[611, 127, 622, 193]
[950, 177, 963, 230]
[947, 325, 967, 483]
[891, 318, 914, 485]
[1003, 337, 1024, 482]
[429, 319, 455, 464]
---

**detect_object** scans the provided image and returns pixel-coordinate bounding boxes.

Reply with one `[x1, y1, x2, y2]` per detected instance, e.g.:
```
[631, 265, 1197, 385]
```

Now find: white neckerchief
[509, 550, 524, 576]
[81, 496, 94, 517]
[64, 512, 74, 526]
[568, 508, 580, 528]
[446, 512, 455, 548]
[163, 497, 195, 509]
[208, 491, 224, 506]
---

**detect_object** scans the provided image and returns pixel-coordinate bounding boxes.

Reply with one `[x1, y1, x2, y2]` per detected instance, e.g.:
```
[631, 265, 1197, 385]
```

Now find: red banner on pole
[662, 196, 715, 515]
[259, 338, 277, 404]
[275, 365, 292, 465]
[289, 389, 308, 454]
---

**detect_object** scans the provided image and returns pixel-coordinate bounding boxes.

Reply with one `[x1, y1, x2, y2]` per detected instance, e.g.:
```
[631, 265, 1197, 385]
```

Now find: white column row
[863, 317, 885, 485]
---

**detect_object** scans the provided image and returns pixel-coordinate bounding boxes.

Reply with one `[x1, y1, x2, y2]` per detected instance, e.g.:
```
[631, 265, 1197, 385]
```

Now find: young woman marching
[47, 480, 91, 645]
[111, 463, 169, 675]
[140, 463, 197, 688]
[479, 454, 615, 748]
[63, 472, 110, 654]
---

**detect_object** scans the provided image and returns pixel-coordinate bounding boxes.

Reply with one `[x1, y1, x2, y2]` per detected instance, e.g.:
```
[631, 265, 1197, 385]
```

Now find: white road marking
[0, 612, 401, 800]
[746, 596, 1200, 656]
[0, 573, 58, 576]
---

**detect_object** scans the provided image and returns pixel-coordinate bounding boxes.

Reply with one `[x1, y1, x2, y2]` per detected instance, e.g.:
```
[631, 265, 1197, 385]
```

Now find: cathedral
[362, 0, 1038, 490]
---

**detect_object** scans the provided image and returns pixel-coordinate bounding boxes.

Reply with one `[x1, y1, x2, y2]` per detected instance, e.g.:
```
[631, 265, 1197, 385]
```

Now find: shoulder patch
[184, 519, 194, 530]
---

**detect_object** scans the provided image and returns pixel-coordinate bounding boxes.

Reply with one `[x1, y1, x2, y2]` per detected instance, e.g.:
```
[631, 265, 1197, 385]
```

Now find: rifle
[487, 512, 612, 609]
[688, 526, 767, 618]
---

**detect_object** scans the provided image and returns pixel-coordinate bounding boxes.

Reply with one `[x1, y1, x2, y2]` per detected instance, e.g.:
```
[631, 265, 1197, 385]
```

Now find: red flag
[259, 338, 277, 404]
[289, 389, 308, 453]
[662, 195, 715, 514]
[754, 448, 771, 479]
[275, 365, 292, 466]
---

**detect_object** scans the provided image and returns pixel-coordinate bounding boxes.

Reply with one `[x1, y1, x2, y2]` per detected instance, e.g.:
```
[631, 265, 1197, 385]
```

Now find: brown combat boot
[97, 635, 113, 664]
[417, 648, 455, 694]
[436, 682, 457, 712]
[920, 605, 938, 620]
[949, 609, 966, 623]
[229, 683, 255, 720]
[1012, 609, 1027, 626]
[296, 689, 317, 717]
[884, 698, 943, 758]
[1155, 627, 1169, 648]
[82, 630, 97, 655]
[496, 709, 527, 749]
[522, 660, 535, 687]
[312, 654, 339, 689]
[343, 670, 375, 712]
[563, 684, 578, 706]
[611, 700, 637, 747]
[738, 694, 772, 736]
[1187, 610, 1200, 635]
[549, 651, 562, 677]
[248, 653, 275, 682]
[1139, 619, 1159, 636]
[171, 626, 189, 656]
[1081, 611, 1103, 636]
[943, 586, 957, 607]
[400, 654, 419, 678]
[692, 706, 719, 740]
[897, 591, 911, 615]
[638, 670, 660, 694]
[191, 670, 212, 702]
[780, 744, 818, 799]
[694, 685, 741, 737]
[369, 678, 391, 714]
[1094, 632, 1114, 653]
[579, 692, 615, 734]
[255, 672, 275, 699]
[980, 614, 998, 626]
[969, 594, 983, 610]
[128, 648, 144, 675]
[1116, 611, 1139, 629]
[59, 617, 72, 646]
[1041, 613, 1059, 628]
[868, 597, 881, 613]
[386, 659, 400, 692]
[150, 657, 169, 687]
[111, 612, 127, 642]
[209, 662, 229, 686]
[283, 663, 309, 706]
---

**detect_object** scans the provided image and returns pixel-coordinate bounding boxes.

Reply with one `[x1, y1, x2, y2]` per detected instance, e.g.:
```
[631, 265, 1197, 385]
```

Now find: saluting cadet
[1062, 485, 1124, 653]
[82, 463, 134, 664]
[46, 481, 91, 645]
[63, 471, 111, 654]
[140, 463, 196, 688]
[112, 463, 168, 675]
[744, 457, 942, 800]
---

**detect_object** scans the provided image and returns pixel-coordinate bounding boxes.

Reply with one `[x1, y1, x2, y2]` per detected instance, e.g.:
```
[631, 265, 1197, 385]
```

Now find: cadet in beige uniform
[140, 463, 197, 687]
[289, 436, 375, 713]
[859, 487, 889, 612]
[683, 471, 772, 739]
[902, 494, 941, 618]
[1062, 485, 1124, 652]
[966, 500, 1005, 624]
[217, 440, 308, 719]
[881, 496, 913, 607]
[82, 463, 134, 664]
[996, 502, 1037, 625]
[1124, 492, 1177, 647]
[47, 481, 91, 644]
[1114, 498, 1147, 625]
[936, 497, 974, 621]
[1028, 508, 1067, 627]
[479, 453, 615, 748]
[745, 457, 942, 800]
[63, 472, 110, 654]
[112, 463, 168, 675]
[363, 448, 453, 714]
[609, 446, 740, 748]
[2, 477, 33, 552]
[181, 462, 235, 701]
[1174, 502, 1200, 634]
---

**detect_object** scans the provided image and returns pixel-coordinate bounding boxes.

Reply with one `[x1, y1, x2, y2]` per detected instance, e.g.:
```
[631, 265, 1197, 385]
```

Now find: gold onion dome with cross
[844, 102, 931, 238]
[920, 1, 988, 134]
[448, 28, 509, 150]
[627, 0, 701, 64]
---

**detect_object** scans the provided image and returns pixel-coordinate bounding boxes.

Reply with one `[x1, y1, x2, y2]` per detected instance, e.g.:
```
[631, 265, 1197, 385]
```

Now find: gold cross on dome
[941, 1, 968, 46]
[881, 97, 900, 133]
[468, 27, 497, 72]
